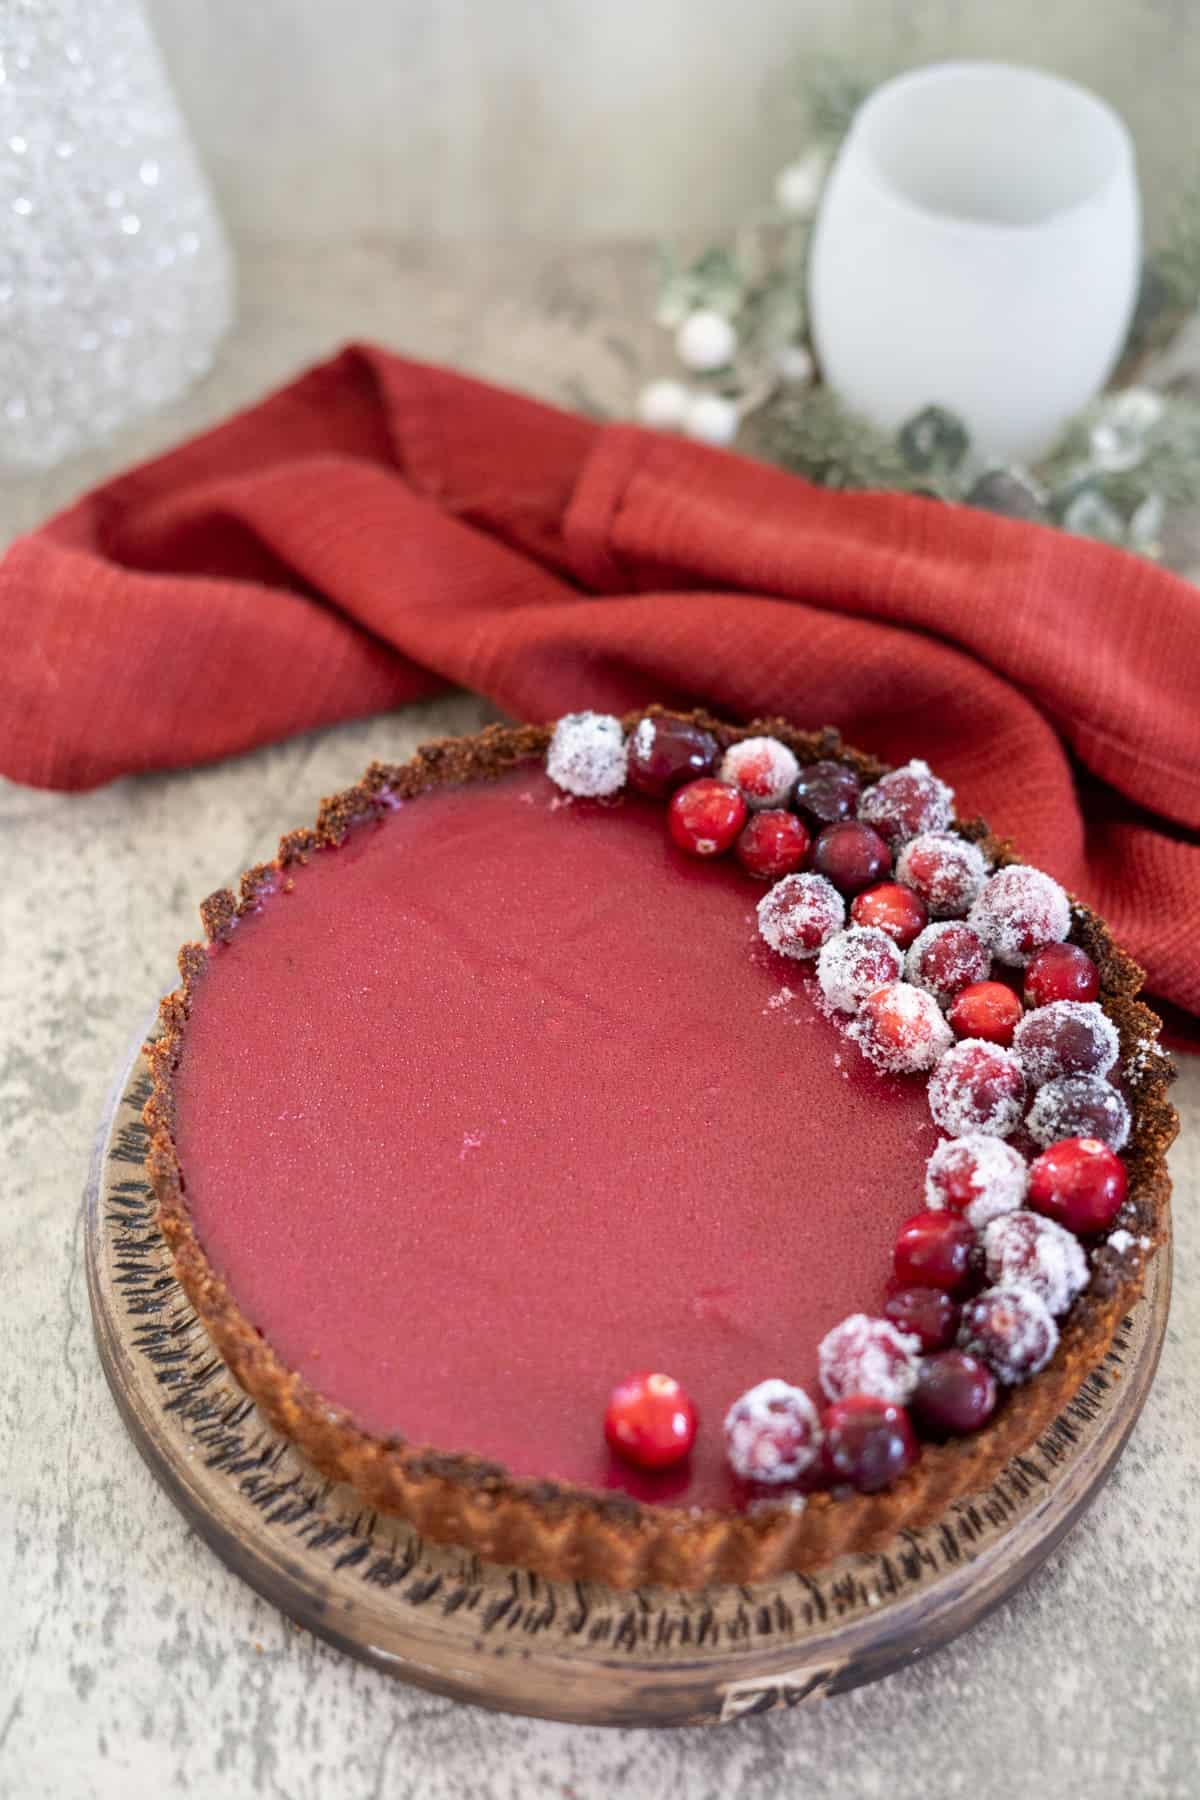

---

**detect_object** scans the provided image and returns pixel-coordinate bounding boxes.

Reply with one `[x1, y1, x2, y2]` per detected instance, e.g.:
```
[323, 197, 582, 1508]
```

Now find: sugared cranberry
[626, 715, 719, 796]
[884, 1287, 960, 1351]
[859, 760, 955, 848]
[905, 921, 991, 1005]
[724, 1379, 822, 1483]
[912, 1352, 997, 1437]
[792, 759, 861, 825]
[895, 832, 988, 918]
[604, 1371, 697, 1470]
[958, 1285, 1058, 1384]
[546, 711, 627, 797]
[720, 736, 801, 810]
[925, 1133, 1027, 1228]
[1026, 1074, 1131, 1151]
[1027, 1136, 1128, 1235]
[735, 808, 810, 880]
[968, 865, 1071, 967]
[850, 981, 954, 1073]
[818, 1314, 921, 1404]
[851, 881, 928, 949]
[948, 981, 1023, 1046]
[1024, 941, 1100, 1007]
[816, 926, 903, 1014]
[757, 871, 845, 959]
[822, 1396, 919, 1492]
[1013, 1000, 1119, 1085]
[928, 1040, 1026, 1138]
[893, 1210, 976, 1294]
[811, 820, 892, 896]
[983, 1211, 1088, 1316]
[667, 778, 747, 857]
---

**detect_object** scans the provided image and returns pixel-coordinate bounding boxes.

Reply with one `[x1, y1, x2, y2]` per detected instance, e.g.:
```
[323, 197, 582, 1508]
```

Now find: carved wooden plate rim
[85, 1035, 1172, 1728]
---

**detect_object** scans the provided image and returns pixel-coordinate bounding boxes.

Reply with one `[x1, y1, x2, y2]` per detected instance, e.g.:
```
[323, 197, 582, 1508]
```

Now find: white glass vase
[808, 62, 1140, 464]
[0, 0, 234, 470]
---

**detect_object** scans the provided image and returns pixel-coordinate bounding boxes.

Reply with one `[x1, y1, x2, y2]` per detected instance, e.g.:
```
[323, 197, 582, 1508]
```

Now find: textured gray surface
[1, 240, 1197, 1798]
[144, 0, 1200, 242]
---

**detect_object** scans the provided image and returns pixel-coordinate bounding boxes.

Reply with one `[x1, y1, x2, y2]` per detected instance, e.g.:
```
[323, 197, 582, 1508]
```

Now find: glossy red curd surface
[173, 769, 938, 1508]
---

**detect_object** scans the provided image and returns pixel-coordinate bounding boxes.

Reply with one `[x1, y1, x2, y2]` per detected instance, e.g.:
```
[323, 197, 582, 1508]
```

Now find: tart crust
[144, 710, 1177, 1590]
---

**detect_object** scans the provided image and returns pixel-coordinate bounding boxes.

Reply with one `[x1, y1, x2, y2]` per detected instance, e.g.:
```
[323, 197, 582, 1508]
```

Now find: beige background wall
[147, 0, 1198, 243]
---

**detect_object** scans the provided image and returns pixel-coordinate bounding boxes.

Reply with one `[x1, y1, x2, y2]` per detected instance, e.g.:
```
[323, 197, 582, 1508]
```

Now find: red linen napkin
[2, 343, 1198, 1019]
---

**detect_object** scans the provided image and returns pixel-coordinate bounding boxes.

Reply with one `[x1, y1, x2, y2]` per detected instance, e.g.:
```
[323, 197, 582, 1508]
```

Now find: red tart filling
[171, 768, 940, 1509]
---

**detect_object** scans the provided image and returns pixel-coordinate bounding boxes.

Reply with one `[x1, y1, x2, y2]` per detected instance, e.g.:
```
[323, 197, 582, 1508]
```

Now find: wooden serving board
[85, 1043, 1171, 1728]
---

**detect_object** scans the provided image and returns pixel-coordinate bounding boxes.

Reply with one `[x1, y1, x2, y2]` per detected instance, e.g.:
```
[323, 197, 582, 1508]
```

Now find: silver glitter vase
[0, 0, 234, 470]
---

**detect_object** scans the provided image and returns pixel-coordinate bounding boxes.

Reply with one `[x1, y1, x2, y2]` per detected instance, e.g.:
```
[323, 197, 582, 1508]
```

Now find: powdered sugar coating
[905, 921, 991, 1004]
[724, 1379, 823, 1482]
[925, 1133, 1028, 1228]
[757, 872, 845, 959]
[849, 982, 954, 1073]
[928, 1039, 1026, 1137]
[859, 760, 955, 847]
[984, 1212, 1089, 1316]
[818, 1314, 921, 1404]
[545, 712, 627, 797]
[1106, 1228, 1151, 1258]
[1026, 1074, 1131, 1151]
[958, 1285, 1059, 1384]
[1013, 1000, 1120, 1086]
[896, 832, 989, 917]
[631, 717, 655, 761]
[816, 926, 904, 1014]
[968, 865, 1071, 966]
[720, 736, 801, 809]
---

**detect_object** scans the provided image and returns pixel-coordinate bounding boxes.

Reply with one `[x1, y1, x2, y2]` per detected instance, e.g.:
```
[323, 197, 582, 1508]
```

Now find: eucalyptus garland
[634, 66, 1200, 574]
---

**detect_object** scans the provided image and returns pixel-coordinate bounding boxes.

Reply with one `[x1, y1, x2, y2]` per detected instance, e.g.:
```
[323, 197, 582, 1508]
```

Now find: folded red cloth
[3, 344, 1198, 1019]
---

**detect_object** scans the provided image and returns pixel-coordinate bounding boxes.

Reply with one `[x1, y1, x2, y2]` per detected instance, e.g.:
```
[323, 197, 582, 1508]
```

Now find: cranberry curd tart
[145, 709, 1176, 1589]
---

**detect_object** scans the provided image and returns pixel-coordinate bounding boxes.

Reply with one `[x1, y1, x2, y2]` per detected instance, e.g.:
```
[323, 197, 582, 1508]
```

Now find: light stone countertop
[1, 240, 1197, 1800]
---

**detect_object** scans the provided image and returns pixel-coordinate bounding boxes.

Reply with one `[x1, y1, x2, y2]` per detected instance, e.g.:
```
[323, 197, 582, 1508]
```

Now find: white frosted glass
[808, 62, 1141, 463]
[0, 0, 234, 471]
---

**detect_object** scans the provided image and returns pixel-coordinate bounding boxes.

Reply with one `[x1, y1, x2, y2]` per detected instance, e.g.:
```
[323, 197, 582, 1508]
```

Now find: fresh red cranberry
[735, 808, 811, 879]
[1013, 1001, 1119, 1085]
[1027, 1136, 1128, 1235]
[927, 1040, 1026, 1138]
[893, 1210, 976, 1293]
[604, 1372, 697, 1470]
[792, 760, 861, 825]
[884, 1286, 960, 1351]
[912, 1351, 997, 1437]
[948, 981, 1023, 1046]
[958, 1286, 1058, 1384]
[859, 760, 954, 847]
[667, 778, 747, 857]
[851, 881, 928, 949]
[895, 832, 988, 918]
[906, 922, 991, 1005]
[1024, 941, 1100, 1007]
[811, 820, 892, 896]
[821, 1396, 919, 1492]
[724, 1379, 822, 1482]
[852, 981, 954, 1073]
[1026, 1074, 1131, 1151]
[626, 716, 719, 796]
